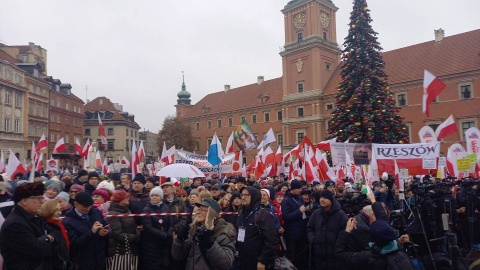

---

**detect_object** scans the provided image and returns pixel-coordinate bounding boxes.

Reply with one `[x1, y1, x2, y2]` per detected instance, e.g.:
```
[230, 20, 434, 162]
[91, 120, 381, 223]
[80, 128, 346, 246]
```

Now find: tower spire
[177, 70, 191, 105]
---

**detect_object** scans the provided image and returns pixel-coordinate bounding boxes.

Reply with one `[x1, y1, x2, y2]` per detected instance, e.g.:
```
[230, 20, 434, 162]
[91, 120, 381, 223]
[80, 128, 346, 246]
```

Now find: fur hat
[370, 220, 397, 247]
[92, 189, 109, 202]
[97, 180, 115, 194]
[13, 182, 44, 203]
[111, 189, 130, 203]
[149, 187, 164, 198]
[74, 192, 94, 206]
[56, 191, 70, 202]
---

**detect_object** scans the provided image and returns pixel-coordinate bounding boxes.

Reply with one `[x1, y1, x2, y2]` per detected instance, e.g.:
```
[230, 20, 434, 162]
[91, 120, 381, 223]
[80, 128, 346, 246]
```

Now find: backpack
[386, 250, 416, 270]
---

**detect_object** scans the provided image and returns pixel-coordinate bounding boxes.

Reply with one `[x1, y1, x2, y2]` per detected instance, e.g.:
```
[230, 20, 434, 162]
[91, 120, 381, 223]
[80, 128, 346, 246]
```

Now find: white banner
[465, 127, 480, 163]
[372, 142, 440, 159]
[175, 150, 241, 176]
[418, 126, 438, 143]
[330, 143, 371, 166]
[46, 159, 59, 172]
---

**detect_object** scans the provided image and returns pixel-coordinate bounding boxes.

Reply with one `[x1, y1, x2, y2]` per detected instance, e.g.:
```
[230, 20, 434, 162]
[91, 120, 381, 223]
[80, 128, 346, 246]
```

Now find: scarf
[46, 218, 70, 250]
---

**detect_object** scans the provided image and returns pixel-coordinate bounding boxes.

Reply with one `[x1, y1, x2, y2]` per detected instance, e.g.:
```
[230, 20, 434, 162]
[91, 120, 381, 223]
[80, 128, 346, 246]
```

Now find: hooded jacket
[237, 186, 278, 270]
[171, 218, 236, 270]
[306, 199, 348, 270]
[281, 190, 308, 241]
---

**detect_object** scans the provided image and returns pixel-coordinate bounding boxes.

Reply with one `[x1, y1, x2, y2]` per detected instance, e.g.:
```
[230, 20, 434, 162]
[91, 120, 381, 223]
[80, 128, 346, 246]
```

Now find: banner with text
[330, 143, 372, 166]
[175, 150, 241, 177]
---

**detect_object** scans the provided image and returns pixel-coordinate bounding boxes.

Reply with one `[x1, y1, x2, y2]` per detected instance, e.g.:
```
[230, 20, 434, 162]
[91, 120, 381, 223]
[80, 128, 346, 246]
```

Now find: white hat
[149, 187, 164, 198]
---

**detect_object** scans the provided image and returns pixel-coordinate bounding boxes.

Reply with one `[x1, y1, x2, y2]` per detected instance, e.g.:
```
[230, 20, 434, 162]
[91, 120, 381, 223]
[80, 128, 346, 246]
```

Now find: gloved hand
[197, 228, 214, 250]
[176, 225, 190, 241]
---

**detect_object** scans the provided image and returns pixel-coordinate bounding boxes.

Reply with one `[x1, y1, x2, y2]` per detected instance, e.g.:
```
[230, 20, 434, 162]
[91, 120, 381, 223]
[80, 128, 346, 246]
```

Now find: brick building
[176, 0, 480, 163]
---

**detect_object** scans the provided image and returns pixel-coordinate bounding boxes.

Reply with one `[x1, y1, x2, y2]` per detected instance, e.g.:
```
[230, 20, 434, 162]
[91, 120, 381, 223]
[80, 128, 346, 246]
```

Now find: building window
[460, 84, 472, 99]
[325, 63, 331, 70]
[196, 122, 200, 130]
[326, 103, 333, 110]
[57, 100, 61, 107]
[126, 128, 129, 136]
[65, 117, 69, 125]
[5, 70, 12, 80]
[5, 91, 10, 105]
[43, 126, 46, 135]
[297, 107, 304, 117]
[50, 114, 55, 122]
[130, 129, 133, 137]
[85, 129, 91, 136]
[14, 93, 21, 107]
[14, 119, 20, 132]
[277, 134, 283, 146]
[43, 105, 48, 117]
[36, 104, 40, 116]
[29, 85, 33, 92]
[107, 140, 114, 150]
[56, 134, 60, 141]
[297, 32, 303, 42]
[50, 99, 54, 106]
[36, 125, 40, 136]
[264, 112, 270, 122]
[65, 103, 69, 110]
[65, 135, 69, 144]
[217, 119, 222, 128]
[228, 117, 233, 127]
[125, 139, 129, 150]
[4, 118, 11, 131]
[207, 120, 212, 129]
[323, 32, 327, 40]
[196, 140, 200, 150]
[460, 120, 476, 141]
[57, 115, 60, 123]
[29, 123, 33, 136]
[207, 139, 212, 146]
[252, 114, 257, 124]
[15, 74, 22, 84]
[297, 82, 304, 93]
[297, 132, 304, 144]
[50, 133, 55, 142]
[73, 106, 77, 113]
[427, 123, 440, 131]
[20, 54, 29, 62]
[277, 111, 282, 121]
[108, 128, 114, 135]
[241, 115, 246, 122]
[397, 93, 407, 106]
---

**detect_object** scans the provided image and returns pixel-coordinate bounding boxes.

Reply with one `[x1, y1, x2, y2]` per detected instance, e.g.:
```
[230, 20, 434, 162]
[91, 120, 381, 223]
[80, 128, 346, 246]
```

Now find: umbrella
[156, 163, 205, 178]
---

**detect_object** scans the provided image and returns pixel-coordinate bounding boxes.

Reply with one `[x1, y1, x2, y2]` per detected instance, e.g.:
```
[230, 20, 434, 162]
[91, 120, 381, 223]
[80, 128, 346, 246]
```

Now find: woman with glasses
[68, 184, 84, 206]
[141, 187, 173, 270]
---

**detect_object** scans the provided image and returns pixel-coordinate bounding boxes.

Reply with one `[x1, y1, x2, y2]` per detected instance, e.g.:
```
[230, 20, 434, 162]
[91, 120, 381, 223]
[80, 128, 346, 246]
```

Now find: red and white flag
[35, 134, 47, 155]
[422, 70, 446, 117]
[121, 156, 130, 167]
[257, 128, 276, 149]
[6, 150, 26, 180]
[160, 142, 170, 165]
[225, 131, 235, 154]
[435, 114, 458, 140]
[316, 150, 336, 181]
[74, 138, 83, 156]
[98, 114, 107, 146]
[36, 154, 43, 173]
[262, 146, 275, 168]
[138, 141, 145, 161]
[131, 139, 140, 177]
[0, 151, 5, 173]
[82, 139, 91, 158]
[95, 150, 102, 169]
[102, 157, 108, 175]
[53, 137, 65, 154]
[317, 137, 336, 151]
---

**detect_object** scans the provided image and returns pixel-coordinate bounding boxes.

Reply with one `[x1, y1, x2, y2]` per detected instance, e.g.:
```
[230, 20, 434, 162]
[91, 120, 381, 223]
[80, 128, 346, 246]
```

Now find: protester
[75, 169, 89, 185]
[44, 181, 65, 200]
[162, 181, 187, 233]
[260, 188, 280, 231]
[84, 171, 100, 196]
[128, 173, 150, 224]
[56, 191, 71, 215]
[219, 193, 232, 211]
[224, 191, 241, 229]
[116, 173, 132, 191]
[172, 198, 236, 270]
[62, 191, 110, 270]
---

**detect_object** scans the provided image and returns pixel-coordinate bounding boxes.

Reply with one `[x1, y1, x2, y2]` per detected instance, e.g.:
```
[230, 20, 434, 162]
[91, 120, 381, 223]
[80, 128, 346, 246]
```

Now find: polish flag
[6, 150, 26, 180]
[257, 128, 276, 149]
[345, 150, 356, 180]
[95, 151, 102, 169]
[0, 152, 5, 173]
[53, 137, 65, 154]
[131, 139, 140, 177]
[254, 150, 265, 180]
[138, 141, 145, 161]
[98, 114, 107, 146]
[274, 146, 282, 163]
[435, 115, 458, 140]
[102, 157, 108, 175]
[263, 146, 275, 168]
[30, 141, 37, 162]
[225, 131, 235, 154]
[283, 145, 299, 163]
[316, 151, 336, 181]
[166, 146, 176, 165]
[121, 156, 130, 167]
[160, 142, 171, 165]
[35, 134, 47, 154]
[82, 139, 91, 158]
[317, 137, 336, 151]
[422, 70, 446, 117]
[74, 138, 83, 156]
[36, 154, 43, 173]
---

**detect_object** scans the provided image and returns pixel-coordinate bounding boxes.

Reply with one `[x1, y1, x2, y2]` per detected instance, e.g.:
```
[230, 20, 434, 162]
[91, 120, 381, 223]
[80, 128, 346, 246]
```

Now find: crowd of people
[0, 169, 479, 270]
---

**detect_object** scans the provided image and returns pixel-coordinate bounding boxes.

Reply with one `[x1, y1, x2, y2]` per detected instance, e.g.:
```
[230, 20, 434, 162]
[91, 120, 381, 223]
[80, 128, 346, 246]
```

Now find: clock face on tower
[293, 13, 306, 29]
[320, 12, 329, 28]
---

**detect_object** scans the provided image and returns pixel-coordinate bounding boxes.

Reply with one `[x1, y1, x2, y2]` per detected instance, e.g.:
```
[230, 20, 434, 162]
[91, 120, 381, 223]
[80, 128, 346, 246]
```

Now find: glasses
[196, 208, 208, 213]
[69, 190, 79, 194]
[240, 194, 250, 197]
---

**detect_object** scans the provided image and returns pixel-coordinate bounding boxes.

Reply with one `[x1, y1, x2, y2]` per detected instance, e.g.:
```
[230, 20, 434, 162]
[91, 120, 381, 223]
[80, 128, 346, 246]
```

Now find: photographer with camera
[172, 197, 236, 270]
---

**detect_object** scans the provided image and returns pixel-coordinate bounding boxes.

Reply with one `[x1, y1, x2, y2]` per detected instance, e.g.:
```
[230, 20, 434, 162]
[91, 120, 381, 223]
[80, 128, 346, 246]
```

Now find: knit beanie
[370, 220, 397, 247]
[92, 189, 109, 202]
[324, 180, 336, 189]
[318, 189, 334, 203]
[260, 188, 270, 198]
[56, 191, 70, 203]
[290, 179, 302, 190]
[149, 187, 164, 198]
[132, 173, 146, 185]
[111, 189, 130, 203]
[48, 181, 65, 194]
[69, 184, 84, 192]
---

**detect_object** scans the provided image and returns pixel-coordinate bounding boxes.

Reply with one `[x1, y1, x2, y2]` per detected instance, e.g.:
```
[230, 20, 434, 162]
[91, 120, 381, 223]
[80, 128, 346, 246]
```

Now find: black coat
[237, 186, 278, 270]
[106, 202, 140, 257]
[281, 190, 308, 241]
[141, 202, 174, 270]
[162, 195, 187, 233]
[350, 212, 372, 251]
[306, 199, 348, 270]
[0, 205, 62, 270]
[62, 207, 109, 270]
[45, 219, 70, 270]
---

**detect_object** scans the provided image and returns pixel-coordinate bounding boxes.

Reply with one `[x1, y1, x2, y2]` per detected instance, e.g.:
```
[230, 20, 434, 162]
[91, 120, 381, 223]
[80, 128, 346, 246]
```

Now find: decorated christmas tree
[327, 0, 409, 144]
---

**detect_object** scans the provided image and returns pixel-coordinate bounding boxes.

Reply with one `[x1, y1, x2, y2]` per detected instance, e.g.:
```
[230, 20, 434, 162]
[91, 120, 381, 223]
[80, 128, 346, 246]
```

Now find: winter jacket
[306, 199, 348, 270]
[83, 182, 97, 196]
[0, 205, 62, 270]
[260, 202, 281, 231]
[237, 186, 278, 270]
[141, 201, 174, 270]
[0, 192, 14, 218]
[106, 202, 140, 257]
[128, 188, 150, 225]
[281, 190, 308, 241]
[350, 212, 372, 251]
[171, 219, 236, 270]
[62, 207, 109, 270]
[336, 230, 402, 270]
[162, 194, 187, 233]
[45, 219, 70, 269]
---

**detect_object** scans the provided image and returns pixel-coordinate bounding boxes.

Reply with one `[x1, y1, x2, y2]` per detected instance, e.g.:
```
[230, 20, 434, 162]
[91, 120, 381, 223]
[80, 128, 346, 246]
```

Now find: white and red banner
[46, 159, 59, 172]
[53, 137, 65, 154]
[418, 126, 438, 143]
[372, 142, 440, 176]
[6, 150, 26, 179]
[465, 127, 480, 175]
[435, 115, 458, 140]
[175, 149, 240, 177]
[98, 114, 107, 146]
[446, 143, 469, 177]
[330, 142, 372, 166]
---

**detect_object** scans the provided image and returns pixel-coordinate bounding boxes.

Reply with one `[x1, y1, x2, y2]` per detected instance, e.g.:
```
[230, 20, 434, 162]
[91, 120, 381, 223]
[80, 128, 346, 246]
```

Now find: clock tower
[280, 0, 341, 148]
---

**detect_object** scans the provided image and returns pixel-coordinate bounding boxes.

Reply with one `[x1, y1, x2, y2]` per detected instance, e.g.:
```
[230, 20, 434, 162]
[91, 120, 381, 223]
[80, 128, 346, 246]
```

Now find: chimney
[257, 76, 264, 85]
[434, 28, 445, 43]
[224, 84, 231, 91]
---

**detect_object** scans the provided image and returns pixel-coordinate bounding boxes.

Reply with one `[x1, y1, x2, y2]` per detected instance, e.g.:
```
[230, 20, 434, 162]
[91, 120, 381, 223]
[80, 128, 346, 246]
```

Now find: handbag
[106, 234, 138, 270]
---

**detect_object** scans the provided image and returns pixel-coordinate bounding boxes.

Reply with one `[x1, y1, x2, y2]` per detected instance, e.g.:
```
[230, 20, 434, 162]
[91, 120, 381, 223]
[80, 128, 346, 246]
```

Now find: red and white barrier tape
[105, 211, 239, 218]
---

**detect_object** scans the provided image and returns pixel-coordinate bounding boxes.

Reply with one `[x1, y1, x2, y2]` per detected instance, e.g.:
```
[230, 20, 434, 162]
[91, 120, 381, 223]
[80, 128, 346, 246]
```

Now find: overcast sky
[1, 0, 478, 133]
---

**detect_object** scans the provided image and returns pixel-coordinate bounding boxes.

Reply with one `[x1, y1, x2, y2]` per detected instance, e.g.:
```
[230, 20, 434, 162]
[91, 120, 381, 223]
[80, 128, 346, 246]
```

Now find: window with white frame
[207, 120, 212, 129]
[460, 84, 472, 99]
[14, 119, 19, 132]
[29, 123, 33, 136]
[396, 93, 407, 106]
[66, 103, 69, 110]
[14, 93, 20, 107]
[36, 125, 40, 136]
[50, 133, 55, 142]
[277, 134, 283, 146]
[460, 119, 477, 141]
[57, 115, 60, 123]
[296, 130, 305, 144]
[297, 82, 304, 93]
[277, 111, 282, 121]
[228, 117, 233, 127]
[57, 100, 61, 107]
[264, 112, 270, 122]
[252, 114, 257, 124]
[65, 135, 70, 144]
[50, 114, 55, 122]
[217, 119, 222, 128]
[196, 122, 199, 130]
